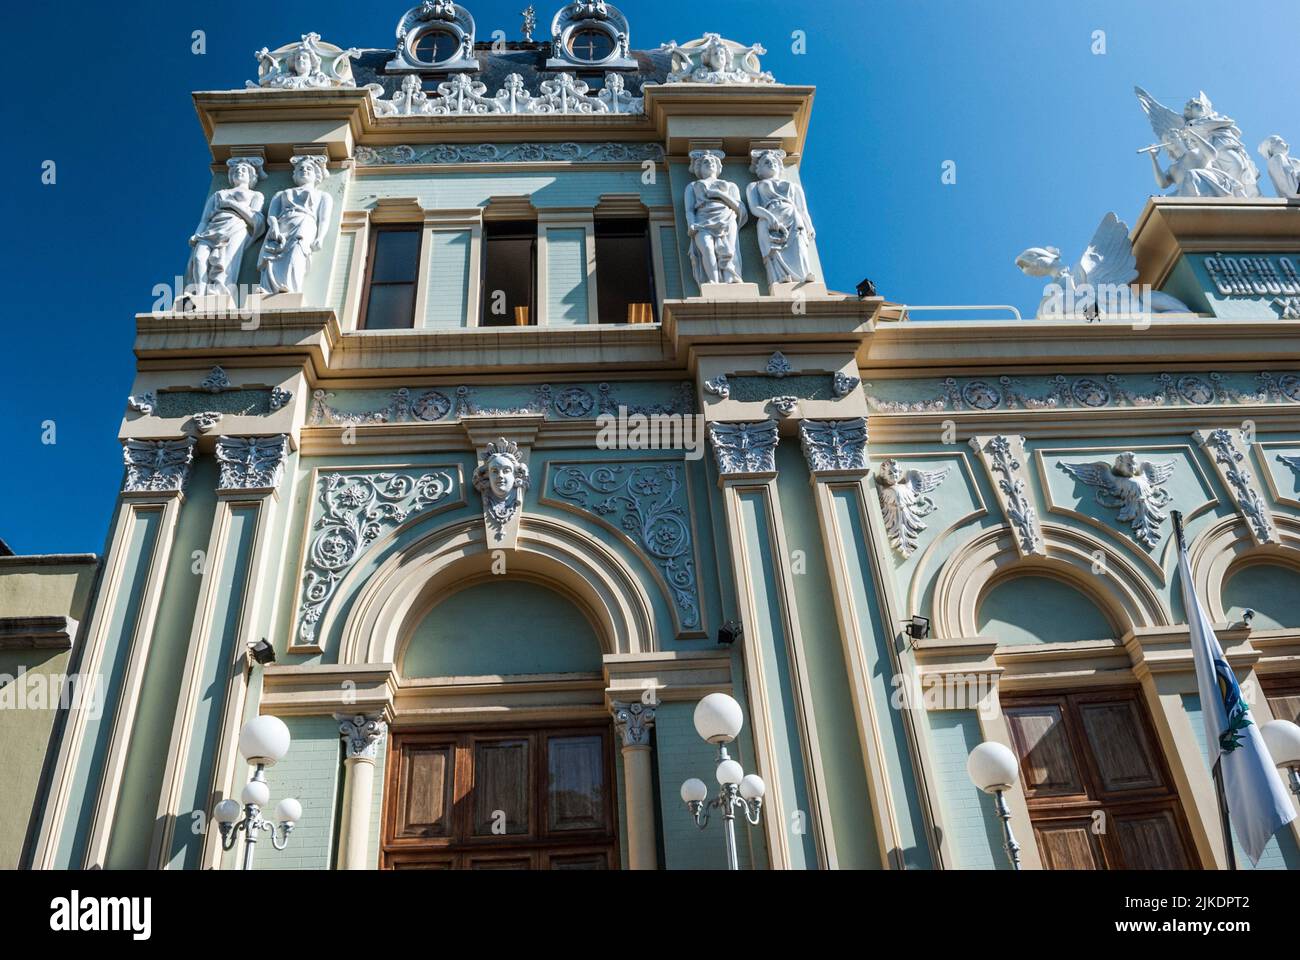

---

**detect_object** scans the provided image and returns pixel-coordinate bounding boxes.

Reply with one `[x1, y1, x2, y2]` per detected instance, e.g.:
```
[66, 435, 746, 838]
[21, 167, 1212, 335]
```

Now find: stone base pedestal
[769, 281, 829, 299]
[697, 282, 762, 300]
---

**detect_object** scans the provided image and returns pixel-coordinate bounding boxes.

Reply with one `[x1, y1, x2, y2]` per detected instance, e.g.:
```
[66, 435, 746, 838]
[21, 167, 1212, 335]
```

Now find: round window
[413, 28, 460, 64]
[567, 28, 614, 63]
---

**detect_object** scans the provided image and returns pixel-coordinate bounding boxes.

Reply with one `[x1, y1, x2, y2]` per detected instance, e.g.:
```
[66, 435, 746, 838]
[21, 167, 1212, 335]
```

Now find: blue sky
[2, 0, 1295, 554]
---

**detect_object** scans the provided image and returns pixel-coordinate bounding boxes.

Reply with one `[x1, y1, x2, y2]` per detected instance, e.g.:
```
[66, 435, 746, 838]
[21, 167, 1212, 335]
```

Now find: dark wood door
[381, 724, 619, 870]
[1002, 688, 1200, 869]
[1261, 675, 1300, 726]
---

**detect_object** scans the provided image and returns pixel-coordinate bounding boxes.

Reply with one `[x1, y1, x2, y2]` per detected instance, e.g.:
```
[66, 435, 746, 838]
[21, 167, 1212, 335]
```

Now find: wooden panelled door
[381, 724, 619, 870]
[1001, 688, 1200, 869]
[1261, 674, 1300, 727]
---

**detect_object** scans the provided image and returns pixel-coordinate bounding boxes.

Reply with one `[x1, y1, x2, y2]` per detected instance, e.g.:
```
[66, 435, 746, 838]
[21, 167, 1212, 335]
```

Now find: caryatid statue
[184, 157, 266, 299]
[746, 149, 817, 287]
[257, 155, 333, 295]
[1135, 87, 1261, 198]
[1258, 136, 1300, 199]
[685, 149, 747, 286]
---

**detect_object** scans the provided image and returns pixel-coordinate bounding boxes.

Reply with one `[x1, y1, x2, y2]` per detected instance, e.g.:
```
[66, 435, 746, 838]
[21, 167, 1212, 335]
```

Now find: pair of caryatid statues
[1136, 87, 1299, 200]
[184, 154, 334, 300]
[684, 148, 818, 290]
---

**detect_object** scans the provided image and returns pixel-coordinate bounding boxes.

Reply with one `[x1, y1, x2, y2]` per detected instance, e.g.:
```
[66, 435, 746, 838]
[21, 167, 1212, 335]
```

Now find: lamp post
[1260, 718, 1300, 800]
[213, 715, 302, 869]
[680, 692, 765, 870]
[967, 740, 1023, 871]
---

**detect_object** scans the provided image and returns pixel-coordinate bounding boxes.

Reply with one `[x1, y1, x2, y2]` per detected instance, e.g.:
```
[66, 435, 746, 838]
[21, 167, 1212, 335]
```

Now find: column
[336, 714, 387, 870]
[611, 701, 658, 870]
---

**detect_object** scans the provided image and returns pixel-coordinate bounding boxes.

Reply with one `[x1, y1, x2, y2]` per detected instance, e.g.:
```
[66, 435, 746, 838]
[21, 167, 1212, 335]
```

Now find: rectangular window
[359, 226, 422, 330]
[595, 218, 656, 324]
[481, 221, 537, 326]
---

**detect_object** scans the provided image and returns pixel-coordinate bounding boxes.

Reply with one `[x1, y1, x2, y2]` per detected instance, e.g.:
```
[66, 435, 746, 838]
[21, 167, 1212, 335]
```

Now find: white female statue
[184, 157, 266, 298]
[685, 149, 747, 286]
[257, 155, 333, 295]
[1259, 136, 1300, 199]
[746, 149, 817, 287]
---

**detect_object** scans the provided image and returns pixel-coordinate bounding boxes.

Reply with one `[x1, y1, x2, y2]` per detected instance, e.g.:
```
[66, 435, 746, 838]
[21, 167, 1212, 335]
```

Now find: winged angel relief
[1016, 212, 1190, 318]
[876, 459, 950, 558]
[1059, 452, 1175, 547]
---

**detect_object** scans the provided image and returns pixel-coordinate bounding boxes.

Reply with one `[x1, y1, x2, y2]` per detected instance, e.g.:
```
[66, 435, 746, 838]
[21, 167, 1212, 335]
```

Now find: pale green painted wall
[402, 580, 602, 678]
[56, 506, 163, 868]
[925, 711, 1009, 869]
[977, 575, 1115, 645]
[1222, 563, 1300, 629]
[774, 445, 879, 867]
[545, 227, 589, 326]
[424, 230, 471, 328]
[250, 715, 342, 870]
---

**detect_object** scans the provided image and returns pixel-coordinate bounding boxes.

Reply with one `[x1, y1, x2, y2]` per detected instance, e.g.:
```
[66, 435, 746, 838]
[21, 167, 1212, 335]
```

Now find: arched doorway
[380, 578, 620, 869]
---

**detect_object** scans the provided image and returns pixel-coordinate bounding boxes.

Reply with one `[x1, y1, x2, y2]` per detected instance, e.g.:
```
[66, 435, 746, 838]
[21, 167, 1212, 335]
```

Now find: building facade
[16, 3, 1300, 870]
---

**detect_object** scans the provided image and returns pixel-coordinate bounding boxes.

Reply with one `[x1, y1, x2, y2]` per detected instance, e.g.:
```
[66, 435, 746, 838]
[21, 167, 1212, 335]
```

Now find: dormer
[385, 1, 481, 75]
[545, 1, 638, 73]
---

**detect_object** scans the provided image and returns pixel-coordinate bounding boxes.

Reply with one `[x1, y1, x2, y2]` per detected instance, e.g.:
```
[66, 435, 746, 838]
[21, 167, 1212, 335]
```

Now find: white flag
[1177, 538, 1296, 865]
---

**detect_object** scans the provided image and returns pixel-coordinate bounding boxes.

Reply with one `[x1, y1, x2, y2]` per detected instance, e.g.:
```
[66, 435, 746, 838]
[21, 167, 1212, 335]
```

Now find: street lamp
[214, 714, 302, 869]
[1260, 718, 1300, 800]
[967, 740, 1023, 871]
[680, 692, 765, 870]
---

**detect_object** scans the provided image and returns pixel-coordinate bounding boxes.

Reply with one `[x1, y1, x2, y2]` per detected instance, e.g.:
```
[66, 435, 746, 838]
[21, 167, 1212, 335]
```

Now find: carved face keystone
[487, 454, 516, 498]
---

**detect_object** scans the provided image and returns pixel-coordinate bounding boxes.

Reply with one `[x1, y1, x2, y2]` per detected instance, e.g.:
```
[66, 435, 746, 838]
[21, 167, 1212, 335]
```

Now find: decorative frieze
[611, 701, 656, 748]
[709, 420, 779, 476]
[970, 435, 1043, 555]
[216, 435, 289, 492]
[298, 470, 457, 647]
[122, 438, 196, 494]
[308, 382, 694, 426]
[370, 70, 644, 117]
[864, 371, 1300, 414]
[1058, 452, 1175, 548]
[800, 419, 868, 473]
[355, 141, 664, 166]
[550, 462, 700, 630]
[876, 459, 950, 558]
[1194, 429, 1276, 544]
[337, 714, 387, 762]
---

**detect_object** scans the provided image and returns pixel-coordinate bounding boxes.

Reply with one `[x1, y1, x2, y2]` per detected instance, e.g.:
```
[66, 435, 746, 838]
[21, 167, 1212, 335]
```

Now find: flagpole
[1172, 509, 1238, 871]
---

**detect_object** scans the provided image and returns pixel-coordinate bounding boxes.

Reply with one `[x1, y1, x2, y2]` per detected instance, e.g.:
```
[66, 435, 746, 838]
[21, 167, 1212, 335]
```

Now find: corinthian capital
[337, 714, 387, 761]
[611, 701, 656, 748]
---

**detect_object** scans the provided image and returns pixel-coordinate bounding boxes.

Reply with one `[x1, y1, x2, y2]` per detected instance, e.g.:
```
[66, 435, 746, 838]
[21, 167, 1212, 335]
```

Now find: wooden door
[1261, 675, 1300, 726]
[382, 724, 618, 870]
[1002, 688, 1200, 869]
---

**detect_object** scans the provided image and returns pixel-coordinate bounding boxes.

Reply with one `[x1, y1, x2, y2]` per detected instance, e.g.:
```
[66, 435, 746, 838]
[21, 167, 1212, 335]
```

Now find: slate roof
[353, 42, 672, 97]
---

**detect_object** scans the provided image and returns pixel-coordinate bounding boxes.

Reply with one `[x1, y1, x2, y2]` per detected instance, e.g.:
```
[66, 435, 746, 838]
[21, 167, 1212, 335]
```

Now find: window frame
[357, 224, 424, 331]
[594, 216, 658, 325]
[479, 220, 538, 327]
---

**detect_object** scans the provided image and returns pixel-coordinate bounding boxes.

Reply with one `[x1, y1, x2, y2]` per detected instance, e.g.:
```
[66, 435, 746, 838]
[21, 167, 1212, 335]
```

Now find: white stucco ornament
[876, 459, 949, 558]
[1258, 136, 1300, 199]
[1135, 87, 1261, 198]
[660, 34, 775, 84]
[257, 155, 333, 296]
[747, 149, 817, 289]
[685, 150, 747, 286]
[473, 438, 530, 542]
[184, 158, 265, 299]
[387, 1, 480, 74]
[1059, 452, 1175, 548]
[248, 33, 360, 89]
[1016, 212, 1190, 318]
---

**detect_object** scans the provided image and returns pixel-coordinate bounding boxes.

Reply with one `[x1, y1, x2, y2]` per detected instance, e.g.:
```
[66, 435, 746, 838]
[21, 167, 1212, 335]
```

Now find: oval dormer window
[413, 27, 459, 65]
[567, 27, 614, 63]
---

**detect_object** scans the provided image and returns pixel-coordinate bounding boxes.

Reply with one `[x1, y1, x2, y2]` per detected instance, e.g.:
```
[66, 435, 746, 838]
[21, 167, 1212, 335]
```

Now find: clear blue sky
[2, 0, 1294, 554]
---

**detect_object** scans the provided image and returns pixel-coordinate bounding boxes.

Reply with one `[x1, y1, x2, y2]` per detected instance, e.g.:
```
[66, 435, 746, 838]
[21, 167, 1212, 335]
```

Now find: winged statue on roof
[1134, 87, 1260, 198]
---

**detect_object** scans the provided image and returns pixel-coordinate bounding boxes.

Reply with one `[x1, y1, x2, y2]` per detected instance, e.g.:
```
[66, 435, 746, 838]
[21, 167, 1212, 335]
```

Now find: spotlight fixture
[717, 620, 743, 646]
[1243, 608, 1256, 627]
[247, 638, 277, 665]
[856, 278, 878, 299]
[903, 616, 930, 642]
